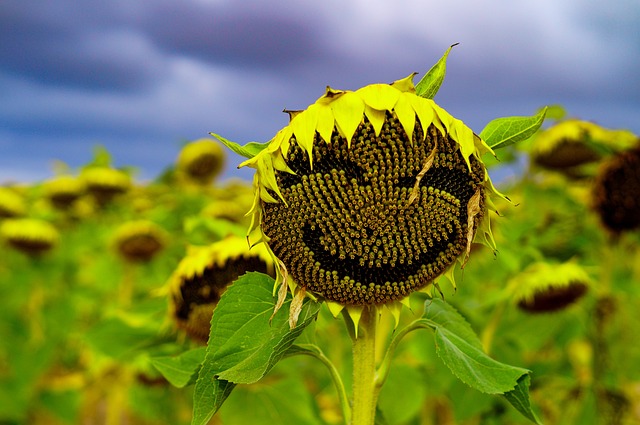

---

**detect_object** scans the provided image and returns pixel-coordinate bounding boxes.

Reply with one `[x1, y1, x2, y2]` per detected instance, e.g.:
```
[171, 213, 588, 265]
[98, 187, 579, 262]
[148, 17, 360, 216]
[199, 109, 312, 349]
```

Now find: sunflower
[237, 74, 505, 323]
[0, 217, 60, 257]
[42, 175, 85, 210]
[80, 167, 131, 206]
[176, 138, 226, 185]
[0, 186, 26, 218]
[509, 261, 591, 313]
[592, 142, 640, 234]
[530, 120, 637, 178]
[112, 220, 168, 263]
[168, 236, 274, 343]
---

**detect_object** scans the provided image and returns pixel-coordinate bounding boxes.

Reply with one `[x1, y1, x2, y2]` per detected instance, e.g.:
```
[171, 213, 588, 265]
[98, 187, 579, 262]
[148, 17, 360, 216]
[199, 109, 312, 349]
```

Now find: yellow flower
[168, 236, 274, 343]
[80, 167, 131, 206]
[0, 218, 59, 256]
[509, 261, 590, 313]
[112, 220, 169, 263]
[177, 138, 226, 185]
[531, 120, 637, 176]
[238, 74, 505, 324]
[592, 142, 640, 233]
[43, 175, 85, 210]
[0, 186, 26, 218]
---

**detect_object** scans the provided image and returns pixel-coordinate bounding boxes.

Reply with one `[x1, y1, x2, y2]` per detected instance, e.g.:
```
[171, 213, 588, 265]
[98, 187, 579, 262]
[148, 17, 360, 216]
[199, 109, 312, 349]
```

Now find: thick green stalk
[350, 307, 378, 425]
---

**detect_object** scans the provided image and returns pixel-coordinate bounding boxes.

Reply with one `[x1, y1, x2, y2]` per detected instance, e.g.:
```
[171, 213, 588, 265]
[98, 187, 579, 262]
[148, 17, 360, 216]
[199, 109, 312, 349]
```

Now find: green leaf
[192, 368, 236, 425]
[150, 347, 206, 388]
[420, 299, 539, 423]
[207, 272, 321, 383]
[192, 272, 321, 424]
[415, 43, 459, 99]
[480, 107, 548, 150]
[210, 132, 269, 159]
[503, 375, 542, 424]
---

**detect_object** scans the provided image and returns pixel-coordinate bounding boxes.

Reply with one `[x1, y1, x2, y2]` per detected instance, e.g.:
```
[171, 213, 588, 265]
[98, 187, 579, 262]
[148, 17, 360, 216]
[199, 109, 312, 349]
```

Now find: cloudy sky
[1, 0, 639, 184]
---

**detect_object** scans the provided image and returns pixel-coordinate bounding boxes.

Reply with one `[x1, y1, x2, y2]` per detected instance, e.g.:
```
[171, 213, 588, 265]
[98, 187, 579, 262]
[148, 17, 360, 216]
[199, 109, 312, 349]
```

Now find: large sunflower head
[239, 75, 504, 317]
[168, 236, 275, 343]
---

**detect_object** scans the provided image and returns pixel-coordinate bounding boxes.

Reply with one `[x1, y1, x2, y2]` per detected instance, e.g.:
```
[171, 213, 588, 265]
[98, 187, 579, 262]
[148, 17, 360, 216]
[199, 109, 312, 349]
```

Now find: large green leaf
[503, 374, 542, 424]
[192, 272, 321, 425]
[419, 299, 540, 424]
[479, 107, 548, 150]
[210, 132, 269, 159]
[150, 347, 206, 388]
[415, 43, 459, 99]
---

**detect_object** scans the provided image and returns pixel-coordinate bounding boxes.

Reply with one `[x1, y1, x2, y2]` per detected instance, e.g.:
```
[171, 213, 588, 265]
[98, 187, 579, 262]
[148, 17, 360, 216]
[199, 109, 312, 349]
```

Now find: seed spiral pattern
[261, 112, 486, 305]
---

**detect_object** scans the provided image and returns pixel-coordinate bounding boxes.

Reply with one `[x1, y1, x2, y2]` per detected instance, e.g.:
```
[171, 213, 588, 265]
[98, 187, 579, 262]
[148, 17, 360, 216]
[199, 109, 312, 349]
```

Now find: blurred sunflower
[592, 142, 640, 234]
[80, 167, 131, 206]
[168, 236, 274, 343]
[42, 175, 85, 210]
[509, 261, 591, 313]
[112, 220, 169, 263]
[0, 217, 59, 257]
[177, 138, 226, 185]
[237, 74, 505, 324]
[530, 120, 637, 178]
[0, 186, 26, 218]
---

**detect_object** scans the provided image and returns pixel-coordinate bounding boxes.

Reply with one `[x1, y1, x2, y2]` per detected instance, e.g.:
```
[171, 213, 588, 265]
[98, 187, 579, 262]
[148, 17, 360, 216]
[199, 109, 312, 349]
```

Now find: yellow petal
[326, 300, 345, 317]
[364, 105, 386, 137]
[390, 73, 417, 93]
[330, 92, 364, 148]
[315, 102, 335, 145]
[356, 83, 401, 112]
[409, 97, 436, 141]
[290, 105, 318, 162]
[394, 94, 417, 144]
[346, 305, 364, 338]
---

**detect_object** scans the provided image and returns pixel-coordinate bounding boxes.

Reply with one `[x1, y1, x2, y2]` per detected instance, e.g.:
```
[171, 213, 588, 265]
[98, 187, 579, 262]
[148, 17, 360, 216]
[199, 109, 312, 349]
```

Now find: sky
[1, 0, 639, 184]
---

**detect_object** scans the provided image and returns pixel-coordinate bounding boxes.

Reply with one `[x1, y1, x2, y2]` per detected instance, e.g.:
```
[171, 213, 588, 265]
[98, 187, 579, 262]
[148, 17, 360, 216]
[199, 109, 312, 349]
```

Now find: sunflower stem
[350, 306, 378, 425]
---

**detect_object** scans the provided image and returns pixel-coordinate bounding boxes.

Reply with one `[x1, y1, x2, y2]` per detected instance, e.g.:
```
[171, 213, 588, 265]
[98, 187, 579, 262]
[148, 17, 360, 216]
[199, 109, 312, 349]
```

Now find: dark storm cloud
[137, 2, 324, 69]
[0, 0, 329, 93]
[0, 1, 167, 91]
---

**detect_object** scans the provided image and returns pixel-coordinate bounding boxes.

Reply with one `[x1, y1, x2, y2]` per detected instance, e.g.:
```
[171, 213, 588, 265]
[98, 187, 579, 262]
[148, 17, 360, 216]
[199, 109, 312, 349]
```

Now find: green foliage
[191, 272, 321, 425]
[150, 347, 206, 388]
[480, 107, 548, 150]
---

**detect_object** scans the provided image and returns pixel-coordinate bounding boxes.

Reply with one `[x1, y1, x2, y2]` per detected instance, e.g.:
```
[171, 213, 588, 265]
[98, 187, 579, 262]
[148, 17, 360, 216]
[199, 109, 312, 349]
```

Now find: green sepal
[210, 132, 269, 160]
[415, 43, 459, 99]
[480, 107, 548, 150]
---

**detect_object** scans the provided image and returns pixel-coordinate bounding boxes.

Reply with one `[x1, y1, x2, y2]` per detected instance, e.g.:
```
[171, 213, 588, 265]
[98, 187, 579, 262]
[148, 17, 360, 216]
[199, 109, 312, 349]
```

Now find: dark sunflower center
[174, 256, 269, 320]
[262, 112, 485, 305]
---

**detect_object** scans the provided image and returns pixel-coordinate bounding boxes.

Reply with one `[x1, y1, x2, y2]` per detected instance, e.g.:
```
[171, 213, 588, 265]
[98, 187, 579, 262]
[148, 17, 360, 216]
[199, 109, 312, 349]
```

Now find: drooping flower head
[43, 175, 85, 210]
[80, 167, 131, 206]
[0, 186, 26, 218]
[176, 138, 226, 185]
[509, 261, 591, 313]
[239, 75, 504, 318]
[168, 236, 274, 343]
[112, 220, 169, 263]
[592, 142, 640, 234]
[0, 218, 60, 257]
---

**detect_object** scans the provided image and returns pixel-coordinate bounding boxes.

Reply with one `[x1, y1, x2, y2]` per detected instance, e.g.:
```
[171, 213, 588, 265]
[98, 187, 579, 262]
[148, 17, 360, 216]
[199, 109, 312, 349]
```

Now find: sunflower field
[2, 49, 640, 425]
